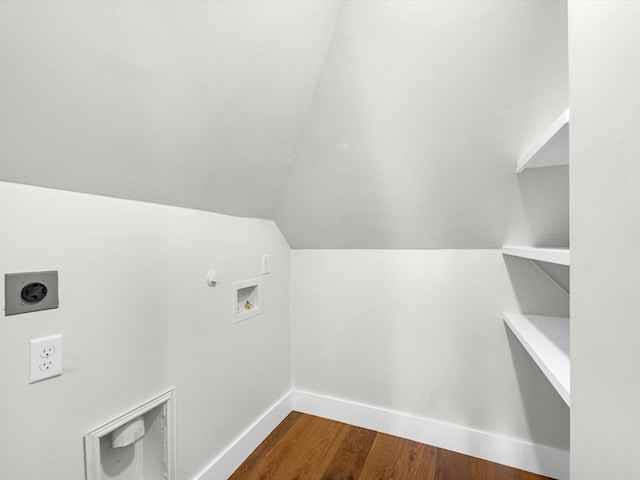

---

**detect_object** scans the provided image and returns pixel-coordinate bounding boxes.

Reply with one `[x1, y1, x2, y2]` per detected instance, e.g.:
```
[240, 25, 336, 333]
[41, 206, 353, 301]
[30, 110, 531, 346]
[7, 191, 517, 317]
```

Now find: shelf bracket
[528, 259, 569, 296]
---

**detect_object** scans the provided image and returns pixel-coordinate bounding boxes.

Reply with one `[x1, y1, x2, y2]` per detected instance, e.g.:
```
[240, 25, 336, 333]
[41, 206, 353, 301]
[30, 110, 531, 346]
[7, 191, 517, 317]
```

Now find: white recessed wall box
[84, 390, 176, 480]
[233, 277, 262, 323]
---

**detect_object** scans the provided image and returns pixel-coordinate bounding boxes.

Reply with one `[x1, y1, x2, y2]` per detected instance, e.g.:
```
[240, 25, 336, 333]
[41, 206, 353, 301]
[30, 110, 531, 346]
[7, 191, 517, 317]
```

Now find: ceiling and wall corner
[0, 1, 567, 249]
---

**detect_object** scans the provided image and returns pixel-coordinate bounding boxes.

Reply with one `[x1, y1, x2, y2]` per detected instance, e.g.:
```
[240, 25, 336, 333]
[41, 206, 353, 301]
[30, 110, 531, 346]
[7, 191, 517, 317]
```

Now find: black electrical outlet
[21, 282, 48, 303]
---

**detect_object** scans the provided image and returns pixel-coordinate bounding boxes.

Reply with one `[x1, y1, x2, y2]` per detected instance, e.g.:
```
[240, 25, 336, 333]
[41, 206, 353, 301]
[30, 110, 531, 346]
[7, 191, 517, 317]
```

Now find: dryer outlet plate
[5, 271, 59, 316]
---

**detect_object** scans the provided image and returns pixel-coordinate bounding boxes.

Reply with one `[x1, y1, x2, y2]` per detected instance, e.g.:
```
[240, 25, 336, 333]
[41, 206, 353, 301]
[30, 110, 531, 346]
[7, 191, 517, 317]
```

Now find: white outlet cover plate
[29, 334, 62, 384]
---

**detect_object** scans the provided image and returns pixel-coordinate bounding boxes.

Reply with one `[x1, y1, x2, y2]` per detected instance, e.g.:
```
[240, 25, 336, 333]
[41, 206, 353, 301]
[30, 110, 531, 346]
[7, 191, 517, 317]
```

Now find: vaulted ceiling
[0, 1, 568, 248]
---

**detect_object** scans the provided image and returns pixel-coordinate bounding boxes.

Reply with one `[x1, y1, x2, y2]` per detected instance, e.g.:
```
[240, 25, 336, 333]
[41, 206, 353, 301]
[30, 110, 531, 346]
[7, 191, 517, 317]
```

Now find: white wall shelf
[502, 246, 570, 266]
[516, 108, 570, 173]
[503, 313, 570, 406]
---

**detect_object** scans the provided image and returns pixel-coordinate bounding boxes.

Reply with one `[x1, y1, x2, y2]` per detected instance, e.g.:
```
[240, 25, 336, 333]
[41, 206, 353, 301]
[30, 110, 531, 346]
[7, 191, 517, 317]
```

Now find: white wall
[291, 250, 569, 450]
[569, 2, 640, 478]
[0, 181, 291, 479]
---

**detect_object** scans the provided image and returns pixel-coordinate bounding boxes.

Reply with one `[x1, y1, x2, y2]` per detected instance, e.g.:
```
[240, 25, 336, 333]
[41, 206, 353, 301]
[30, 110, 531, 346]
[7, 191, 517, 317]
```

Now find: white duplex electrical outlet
[29, 334, 62, 384]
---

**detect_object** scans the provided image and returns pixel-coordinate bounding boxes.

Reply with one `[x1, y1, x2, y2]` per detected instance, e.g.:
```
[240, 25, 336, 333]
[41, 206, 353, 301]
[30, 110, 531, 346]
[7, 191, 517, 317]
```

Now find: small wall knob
[206, 271, 218, 287]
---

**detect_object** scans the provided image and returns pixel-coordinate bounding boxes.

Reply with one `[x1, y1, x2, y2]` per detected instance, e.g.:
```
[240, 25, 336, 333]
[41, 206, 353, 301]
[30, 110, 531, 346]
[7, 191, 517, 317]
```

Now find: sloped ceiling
[0, 1, 568, 249]
[275, 0, 569, 248]
[0, 0, 342, 219]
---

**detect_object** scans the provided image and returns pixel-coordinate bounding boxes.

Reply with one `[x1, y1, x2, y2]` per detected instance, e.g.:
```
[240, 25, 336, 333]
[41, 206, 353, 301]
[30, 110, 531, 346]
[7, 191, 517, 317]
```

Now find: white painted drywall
[0, 0, 341, 219]
[569, 2, 640, 478]
[291, 250, 569, 450]
[0, 181, 291, 479]
[276, 0, 569, 248]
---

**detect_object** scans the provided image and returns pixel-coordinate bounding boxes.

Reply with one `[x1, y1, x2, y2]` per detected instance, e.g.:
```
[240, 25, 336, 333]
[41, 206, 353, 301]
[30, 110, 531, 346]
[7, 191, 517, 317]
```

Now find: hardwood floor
[229, 412, 555, 480]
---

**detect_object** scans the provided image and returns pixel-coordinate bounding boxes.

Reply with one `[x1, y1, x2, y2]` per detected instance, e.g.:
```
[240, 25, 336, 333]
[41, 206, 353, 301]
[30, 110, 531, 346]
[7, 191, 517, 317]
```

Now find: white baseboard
[195, 389, 569, 480]
[195, 391, 293, 480]
[293, 390, 569, 480]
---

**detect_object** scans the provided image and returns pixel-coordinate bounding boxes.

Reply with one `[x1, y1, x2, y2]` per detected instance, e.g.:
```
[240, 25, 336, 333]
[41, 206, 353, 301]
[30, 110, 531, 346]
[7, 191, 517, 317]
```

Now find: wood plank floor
[229, 412, 555, 480]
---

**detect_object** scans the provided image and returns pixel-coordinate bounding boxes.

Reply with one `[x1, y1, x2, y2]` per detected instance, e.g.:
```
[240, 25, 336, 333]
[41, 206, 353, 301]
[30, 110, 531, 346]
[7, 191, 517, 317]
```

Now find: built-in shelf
[502, 246, 570, 266]
[503, 312, 570, 406]
[516, 108, 569, 173]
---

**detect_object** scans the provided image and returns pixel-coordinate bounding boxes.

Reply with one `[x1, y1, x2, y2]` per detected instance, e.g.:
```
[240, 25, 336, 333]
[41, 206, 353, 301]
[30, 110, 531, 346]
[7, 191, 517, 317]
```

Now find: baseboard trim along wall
[293, 390, 569, 480]
[195, 391, 294, 480]
[196, 390, 569, 480]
